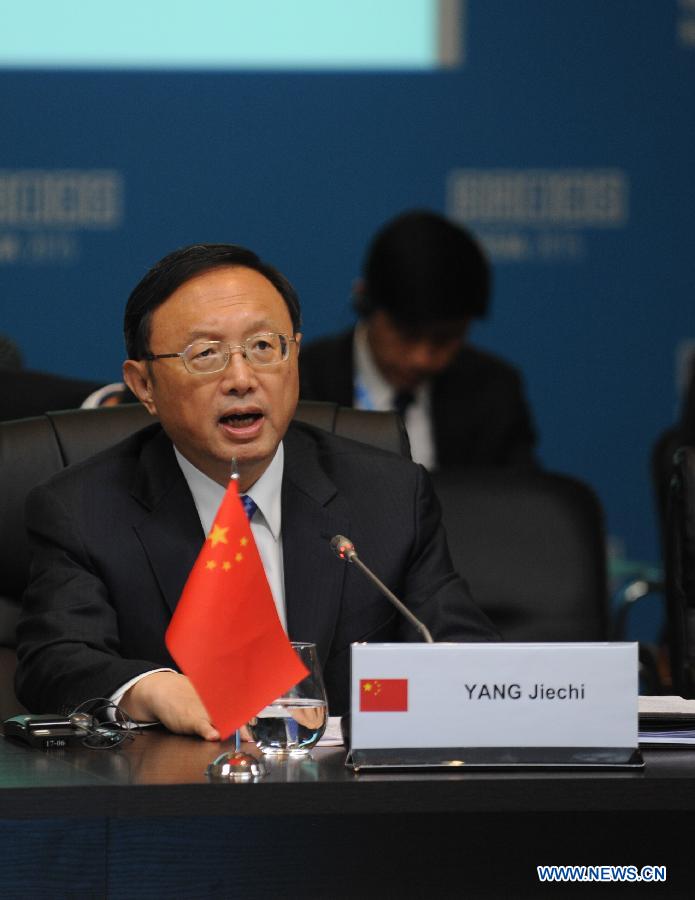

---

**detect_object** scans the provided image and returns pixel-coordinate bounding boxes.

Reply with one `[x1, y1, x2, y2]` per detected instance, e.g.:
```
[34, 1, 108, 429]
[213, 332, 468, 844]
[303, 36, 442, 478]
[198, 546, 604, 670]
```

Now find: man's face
[123, 266, 301, 490]
[366, 309, 468, 392]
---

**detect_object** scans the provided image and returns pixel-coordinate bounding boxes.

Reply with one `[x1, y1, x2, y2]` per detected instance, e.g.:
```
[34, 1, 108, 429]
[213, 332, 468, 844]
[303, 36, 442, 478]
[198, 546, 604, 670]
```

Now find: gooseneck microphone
[330, 535, 434, 643]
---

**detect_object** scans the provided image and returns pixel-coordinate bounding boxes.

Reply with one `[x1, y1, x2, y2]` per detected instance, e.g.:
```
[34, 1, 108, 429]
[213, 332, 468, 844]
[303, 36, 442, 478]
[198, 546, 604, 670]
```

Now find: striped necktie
[240, 494, 257, 521]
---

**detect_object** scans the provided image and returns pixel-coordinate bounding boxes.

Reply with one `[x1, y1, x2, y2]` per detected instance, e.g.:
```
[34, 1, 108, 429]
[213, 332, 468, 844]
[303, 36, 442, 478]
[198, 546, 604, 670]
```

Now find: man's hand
[120, 672, 220, 741]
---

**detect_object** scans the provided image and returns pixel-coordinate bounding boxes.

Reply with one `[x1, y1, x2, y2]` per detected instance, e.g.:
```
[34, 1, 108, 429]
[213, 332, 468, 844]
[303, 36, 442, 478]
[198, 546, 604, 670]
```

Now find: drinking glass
[248, 642, 328, 756]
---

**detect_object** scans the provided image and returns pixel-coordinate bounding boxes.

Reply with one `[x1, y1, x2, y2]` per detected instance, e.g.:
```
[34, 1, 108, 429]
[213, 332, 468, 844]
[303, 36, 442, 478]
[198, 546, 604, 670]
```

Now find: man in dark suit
[16, 243, 497, 740]
[300, 210, 537, 469]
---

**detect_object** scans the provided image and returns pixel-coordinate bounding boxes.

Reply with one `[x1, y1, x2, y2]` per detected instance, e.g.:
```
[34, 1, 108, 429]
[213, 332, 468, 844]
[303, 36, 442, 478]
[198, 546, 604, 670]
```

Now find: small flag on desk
[165, 479, 307, 739]
[359, 678, 409, 712]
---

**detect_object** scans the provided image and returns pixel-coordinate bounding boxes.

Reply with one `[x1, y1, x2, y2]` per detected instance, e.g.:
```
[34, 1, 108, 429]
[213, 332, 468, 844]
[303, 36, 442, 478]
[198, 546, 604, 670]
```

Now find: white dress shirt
[111, 442, 287, 710]
[174, 443, 287, 629]
[352, 321, 436, 470]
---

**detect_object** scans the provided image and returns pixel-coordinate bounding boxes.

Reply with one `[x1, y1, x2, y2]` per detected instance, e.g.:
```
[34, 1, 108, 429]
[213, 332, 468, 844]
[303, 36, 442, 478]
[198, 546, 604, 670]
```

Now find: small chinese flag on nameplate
[359, 678, 408, 712]
[166, 479, 307, 739]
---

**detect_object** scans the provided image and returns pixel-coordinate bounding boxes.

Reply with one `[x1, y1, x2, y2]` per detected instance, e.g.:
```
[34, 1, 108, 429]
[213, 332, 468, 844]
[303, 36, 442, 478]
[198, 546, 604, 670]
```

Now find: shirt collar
[174, 442, 284, 541]
[354, 320, 392, 408]
[353, 320, 431, 409]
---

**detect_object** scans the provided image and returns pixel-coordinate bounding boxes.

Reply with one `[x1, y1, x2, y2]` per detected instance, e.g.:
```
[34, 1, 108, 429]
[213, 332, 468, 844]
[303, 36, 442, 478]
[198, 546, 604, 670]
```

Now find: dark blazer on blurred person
[300, 330, 536, 468]
[0, 368, 104, 422]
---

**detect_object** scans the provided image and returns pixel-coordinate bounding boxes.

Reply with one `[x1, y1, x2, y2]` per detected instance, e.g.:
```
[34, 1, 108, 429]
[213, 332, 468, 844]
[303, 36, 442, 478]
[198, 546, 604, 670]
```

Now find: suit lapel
[432, 352, 473, 466]
[130, 429, 204, 615]
[282, 425, 350, 663]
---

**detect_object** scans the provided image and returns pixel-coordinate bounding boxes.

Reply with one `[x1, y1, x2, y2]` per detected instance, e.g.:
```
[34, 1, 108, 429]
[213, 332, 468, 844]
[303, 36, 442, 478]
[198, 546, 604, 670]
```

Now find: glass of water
[249, 642, 328, 756]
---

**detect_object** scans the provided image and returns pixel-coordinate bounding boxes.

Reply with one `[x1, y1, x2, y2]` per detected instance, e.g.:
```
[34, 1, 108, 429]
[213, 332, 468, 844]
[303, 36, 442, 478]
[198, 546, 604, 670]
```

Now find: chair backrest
[431, 467, 609, 642]
[664, 446, 695, 697]
[0, 400, 408, 718]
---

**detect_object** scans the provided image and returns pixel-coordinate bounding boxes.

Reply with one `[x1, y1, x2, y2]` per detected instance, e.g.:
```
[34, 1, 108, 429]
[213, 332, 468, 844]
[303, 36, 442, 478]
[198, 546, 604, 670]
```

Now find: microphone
[330, 535, 434, 643]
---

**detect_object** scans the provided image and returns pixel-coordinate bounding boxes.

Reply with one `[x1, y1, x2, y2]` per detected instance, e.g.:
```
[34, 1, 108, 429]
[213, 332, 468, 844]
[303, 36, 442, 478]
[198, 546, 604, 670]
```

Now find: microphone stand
[330, 535, 434, 643]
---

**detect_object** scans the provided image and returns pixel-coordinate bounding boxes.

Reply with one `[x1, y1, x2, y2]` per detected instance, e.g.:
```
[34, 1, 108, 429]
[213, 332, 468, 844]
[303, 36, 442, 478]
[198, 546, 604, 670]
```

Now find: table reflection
[58, 729, 344, 785]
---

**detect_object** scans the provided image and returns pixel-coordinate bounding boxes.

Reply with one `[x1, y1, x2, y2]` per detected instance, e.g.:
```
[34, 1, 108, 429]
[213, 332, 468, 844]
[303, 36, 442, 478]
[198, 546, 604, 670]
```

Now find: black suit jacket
[16, 421, 497, 717]
[299, 329, 537, 468]
[0, 369, 104, 422]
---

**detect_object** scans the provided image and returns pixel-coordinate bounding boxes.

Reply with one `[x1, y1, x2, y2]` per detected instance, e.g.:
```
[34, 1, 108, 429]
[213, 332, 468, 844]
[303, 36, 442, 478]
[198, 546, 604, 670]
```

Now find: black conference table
[1, 728, 693, 898]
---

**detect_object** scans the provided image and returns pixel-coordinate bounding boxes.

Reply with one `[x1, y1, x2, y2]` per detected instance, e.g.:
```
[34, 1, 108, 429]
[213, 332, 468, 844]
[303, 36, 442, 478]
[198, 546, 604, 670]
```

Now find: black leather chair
[605, 424, 695, 695]
[663, 446, 695, 698]
[652, 425, 684, 557]
[431, 467, 610, 642]
[0, 401, 409, 719]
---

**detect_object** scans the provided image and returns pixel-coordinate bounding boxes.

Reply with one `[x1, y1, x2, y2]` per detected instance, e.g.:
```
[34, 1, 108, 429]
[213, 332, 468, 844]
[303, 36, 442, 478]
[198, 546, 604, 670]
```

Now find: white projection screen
[0, 0, 463, 70]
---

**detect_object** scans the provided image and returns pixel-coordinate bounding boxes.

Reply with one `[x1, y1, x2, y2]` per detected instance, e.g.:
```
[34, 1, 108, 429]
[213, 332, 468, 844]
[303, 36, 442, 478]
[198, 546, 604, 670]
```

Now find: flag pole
[230, 457, 243, 753]
[206, 455, 267, 781]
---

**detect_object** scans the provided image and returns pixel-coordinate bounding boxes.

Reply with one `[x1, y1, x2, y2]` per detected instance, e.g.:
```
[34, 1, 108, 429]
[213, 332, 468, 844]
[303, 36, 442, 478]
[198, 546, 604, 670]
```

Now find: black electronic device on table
[2, 714, 94, 750]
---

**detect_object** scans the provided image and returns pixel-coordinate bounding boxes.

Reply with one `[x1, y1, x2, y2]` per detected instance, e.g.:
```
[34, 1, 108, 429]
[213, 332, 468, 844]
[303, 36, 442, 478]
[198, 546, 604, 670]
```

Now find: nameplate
[350, 642, 638, 751]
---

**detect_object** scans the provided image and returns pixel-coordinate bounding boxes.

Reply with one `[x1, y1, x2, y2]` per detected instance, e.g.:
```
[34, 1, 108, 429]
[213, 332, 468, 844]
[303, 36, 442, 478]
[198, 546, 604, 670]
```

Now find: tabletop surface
[3, 728, 695, 820]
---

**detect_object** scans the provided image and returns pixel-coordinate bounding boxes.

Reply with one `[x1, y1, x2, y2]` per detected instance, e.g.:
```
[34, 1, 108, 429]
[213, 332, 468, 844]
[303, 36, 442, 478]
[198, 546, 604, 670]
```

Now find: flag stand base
[207, 750, 268, 781]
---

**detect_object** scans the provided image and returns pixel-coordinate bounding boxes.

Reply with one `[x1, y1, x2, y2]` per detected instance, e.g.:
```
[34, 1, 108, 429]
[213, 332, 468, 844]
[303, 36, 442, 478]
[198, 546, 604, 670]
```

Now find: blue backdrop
[2, 1, 695, 637]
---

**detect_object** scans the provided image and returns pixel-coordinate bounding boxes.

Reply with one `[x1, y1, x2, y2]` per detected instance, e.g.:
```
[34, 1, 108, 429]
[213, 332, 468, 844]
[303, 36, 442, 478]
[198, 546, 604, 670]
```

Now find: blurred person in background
[0, 332, 133, 420]
[300, 210, 538, 470]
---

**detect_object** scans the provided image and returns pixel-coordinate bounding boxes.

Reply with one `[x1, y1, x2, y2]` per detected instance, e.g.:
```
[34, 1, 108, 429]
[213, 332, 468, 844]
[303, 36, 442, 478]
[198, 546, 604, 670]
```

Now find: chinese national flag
[359, 678, 409, 712]
[165, 480, 308, 739]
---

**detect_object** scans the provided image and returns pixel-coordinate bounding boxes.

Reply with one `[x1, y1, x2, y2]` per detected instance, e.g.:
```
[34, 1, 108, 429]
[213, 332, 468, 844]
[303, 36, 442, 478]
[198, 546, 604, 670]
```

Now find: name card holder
[348, 642, 642, 771]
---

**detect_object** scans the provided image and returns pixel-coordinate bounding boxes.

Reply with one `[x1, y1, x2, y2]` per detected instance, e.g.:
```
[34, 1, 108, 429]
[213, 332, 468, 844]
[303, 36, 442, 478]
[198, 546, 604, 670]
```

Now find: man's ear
[122, 359, 157, 415]
[295, 332, 302, 357]
[352, 278, 371, 318]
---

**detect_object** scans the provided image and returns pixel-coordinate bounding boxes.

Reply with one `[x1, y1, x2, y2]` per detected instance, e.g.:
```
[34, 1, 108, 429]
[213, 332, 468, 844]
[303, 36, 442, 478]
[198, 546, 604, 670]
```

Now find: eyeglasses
[144, 333, 297, 375]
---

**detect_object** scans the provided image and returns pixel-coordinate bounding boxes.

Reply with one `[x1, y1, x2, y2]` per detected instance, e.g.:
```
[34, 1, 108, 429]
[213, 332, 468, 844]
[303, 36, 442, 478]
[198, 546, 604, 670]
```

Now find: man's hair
[358, 210, 490, 327]
[124, 243, 302, 360]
